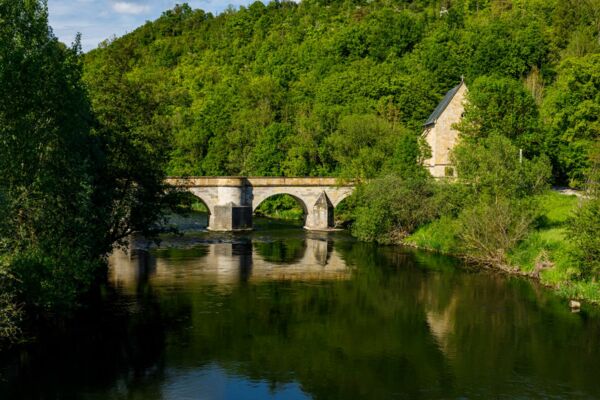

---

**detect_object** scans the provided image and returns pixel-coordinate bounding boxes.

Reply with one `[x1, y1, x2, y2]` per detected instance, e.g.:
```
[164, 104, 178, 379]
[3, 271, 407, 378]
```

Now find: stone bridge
[165, 177, 355, 231]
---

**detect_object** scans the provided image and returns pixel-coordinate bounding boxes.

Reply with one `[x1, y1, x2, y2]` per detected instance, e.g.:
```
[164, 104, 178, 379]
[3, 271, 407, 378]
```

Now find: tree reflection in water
[2, 233, 600, 399]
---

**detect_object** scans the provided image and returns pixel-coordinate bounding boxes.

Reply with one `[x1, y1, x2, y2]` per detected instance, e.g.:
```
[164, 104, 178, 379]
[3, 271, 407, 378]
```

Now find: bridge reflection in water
[109, 237, 351, 292]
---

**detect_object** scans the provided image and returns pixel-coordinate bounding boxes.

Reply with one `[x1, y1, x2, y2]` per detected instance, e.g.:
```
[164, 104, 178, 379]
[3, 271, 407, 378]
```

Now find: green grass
[405, 216, 459, 254]
[508, 192, 578, 275]
[407, 191, 580, 266]
[406, 191, 600, 303]
[555, 281, 600, 304]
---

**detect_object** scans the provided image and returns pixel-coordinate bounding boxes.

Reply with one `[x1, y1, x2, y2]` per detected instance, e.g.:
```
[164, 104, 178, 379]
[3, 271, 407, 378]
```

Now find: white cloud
[112, 2, 151, 15]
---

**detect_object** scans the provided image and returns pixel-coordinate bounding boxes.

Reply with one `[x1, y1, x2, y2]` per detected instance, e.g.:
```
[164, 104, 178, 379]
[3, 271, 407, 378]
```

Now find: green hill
[83, 0, 600, 186]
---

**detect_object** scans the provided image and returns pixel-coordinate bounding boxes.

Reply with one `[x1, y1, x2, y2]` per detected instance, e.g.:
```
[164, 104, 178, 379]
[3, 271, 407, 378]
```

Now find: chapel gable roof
[423, 80, 465, 127]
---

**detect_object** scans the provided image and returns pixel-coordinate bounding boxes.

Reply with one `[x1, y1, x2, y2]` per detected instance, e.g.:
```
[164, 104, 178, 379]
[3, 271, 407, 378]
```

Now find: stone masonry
[423, 80, 468, 178]
[165, 177, 354, 231]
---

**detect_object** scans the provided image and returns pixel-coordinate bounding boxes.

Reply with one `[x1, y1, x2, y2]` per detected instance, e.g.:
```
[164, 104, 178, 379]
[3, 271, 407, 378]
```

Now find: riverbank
[405, 191, 600, 304]
[168, 190, 599, 304]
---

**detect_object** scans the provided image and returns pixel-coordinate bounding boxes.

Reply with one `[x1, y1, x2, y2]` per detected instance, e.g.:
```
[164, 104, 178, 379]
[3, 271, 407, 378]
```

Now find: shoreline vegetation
[406, 191, 600, 304]
[219, 189, 598, 304]
[345, 136, 600, 305]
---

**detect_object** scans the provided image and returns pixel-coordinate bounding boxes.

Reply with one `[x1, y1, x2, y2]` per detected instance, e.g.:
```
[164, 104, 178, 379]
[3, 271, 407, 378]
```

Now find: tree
[83, 37, 178, 247]
[351, 175, 437, 243]
[455, 75, 541, 156]
[452, 134, 551, 200]
[0, 0, 101, 310]
[451, 134, 551, 266]
[327, 114, 403, 180]
[569, 141, 600, 279]
[0, 0, 175, 324]
[542, 55, 600, 187]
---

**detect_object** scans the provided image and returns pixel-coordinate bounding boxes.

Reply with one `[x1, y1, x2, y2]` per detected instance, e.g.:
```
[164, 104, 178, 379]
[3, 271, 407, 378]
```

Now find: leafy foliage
[443, 134, 551, 266]
[569, 199, 600, 279]
[569, 142, 600, 279]
[351, 175, 436, 243]
[0, 0, 175, 343]
[452, 134, 551, 199]
[0, 0, 102, 311]
[455, 76, 541, 154]
[542, 55, 600, 186]
[83, 0, 599, 183]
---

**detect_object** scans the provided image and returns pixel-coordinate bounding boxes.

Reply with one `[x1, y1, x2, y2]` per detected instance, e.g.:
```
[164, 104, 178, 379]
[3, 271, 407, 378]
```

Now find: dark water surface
[2, 219, 600, 399]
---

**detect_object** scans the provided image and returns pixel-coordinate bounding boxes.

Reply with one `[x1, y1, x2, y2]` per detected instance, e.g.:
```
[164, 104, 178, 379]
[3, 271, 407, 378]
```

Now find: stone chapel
[422, 79, 468, 177]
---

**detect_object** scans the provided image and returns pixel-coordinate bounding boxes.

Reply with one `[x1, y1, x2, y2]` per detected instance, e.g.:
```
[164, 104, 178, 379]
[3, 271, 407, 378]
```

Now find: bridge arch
[330, 192, 353, 208]
[176, 190, 211, 212]
[251, 191, 308, 214]
[186, 187, 217, 215]
[252, 192, 309, 227]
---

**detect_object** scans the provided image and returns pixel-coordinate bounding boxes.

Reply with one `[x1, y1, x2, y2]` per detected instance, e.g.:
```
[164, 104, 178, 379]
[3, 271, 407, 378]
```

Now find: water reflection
[110, 238, 350, 291]
[2, 234, 600, 399]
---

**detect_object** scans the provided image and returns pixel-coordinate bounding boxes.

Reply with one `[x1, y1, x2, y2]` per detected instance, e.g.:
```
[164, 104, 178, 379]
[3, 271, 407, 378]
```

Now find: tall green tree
[0, 0, 175, 325]
[83, 39, 176, 247]
[542, 55, 600, 187]
[569, 141, 600, 278]
[0, 0, 100, 310]
[328, 114, 404, 180]
[455, 76, 541, 155]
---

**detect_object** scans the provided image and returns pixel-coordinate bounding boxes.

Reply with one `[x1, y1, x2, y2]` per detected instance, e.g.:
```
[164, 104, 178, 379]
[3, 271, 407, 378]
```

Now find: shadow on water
[2, 224, 600, 399]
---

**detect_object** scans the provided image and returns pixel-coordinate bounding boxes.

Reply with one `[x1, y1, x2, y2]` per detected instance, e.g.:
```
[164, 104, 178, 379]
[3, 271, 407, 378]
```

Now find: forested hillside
[84, 0, 600, 186]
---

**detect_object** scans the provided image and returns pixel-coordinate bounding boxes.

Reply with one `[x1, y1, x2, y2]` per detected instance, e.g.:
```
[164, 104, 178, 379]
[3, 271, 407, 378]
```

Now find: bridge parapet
[165, 177, 352, 187]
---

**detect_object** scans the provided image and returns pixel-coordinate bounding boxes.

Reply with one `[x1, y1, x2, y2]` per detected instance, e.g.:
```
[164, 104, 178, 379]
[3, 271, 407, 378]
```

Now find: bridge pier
[304, 192, 334, 231]
[208, 178, 253, 231]
[212, 204, 252, 231]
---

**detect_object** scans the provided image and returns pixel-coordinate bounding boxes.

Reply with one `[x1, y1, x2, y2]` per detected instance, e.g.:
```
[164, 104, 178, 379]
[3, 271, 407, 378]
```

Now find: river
[1, 218, 600, 399]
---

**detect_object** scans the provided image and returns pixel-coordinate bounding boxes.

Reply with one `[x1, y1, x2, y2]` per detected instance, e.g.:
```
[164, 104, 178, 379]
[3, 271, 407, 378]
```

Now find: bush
[0, 264, 21, 346]
[453, 134, 551, 199]
[569, 199, 600, 279]
[7, 248, 104, 311]
[351, 175, 436, 243]
[456, 198, 538, 267]
[569, 142, 600, 279]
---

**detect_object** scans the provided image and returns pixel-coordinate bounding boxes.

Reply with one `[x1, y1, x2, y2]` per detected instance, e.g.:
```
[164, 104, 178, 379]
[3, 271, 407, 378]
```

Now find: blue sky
[48, 0, 257, 51]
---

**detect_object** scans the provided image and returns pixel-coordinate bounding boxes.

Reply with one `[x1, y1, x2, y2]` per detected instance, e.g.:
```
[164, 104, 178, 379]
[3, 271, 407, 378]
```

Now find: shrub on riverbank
[455, 198, 538, 267]
[568, 143, 600, 280]
[449, 134, 551, 267]
[570, 199, 600, 278]
[351, 175, 437, 243]
[354, 135, 552, 260]
[0, 268, 20, 348]
[407, 192, 578, 272]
